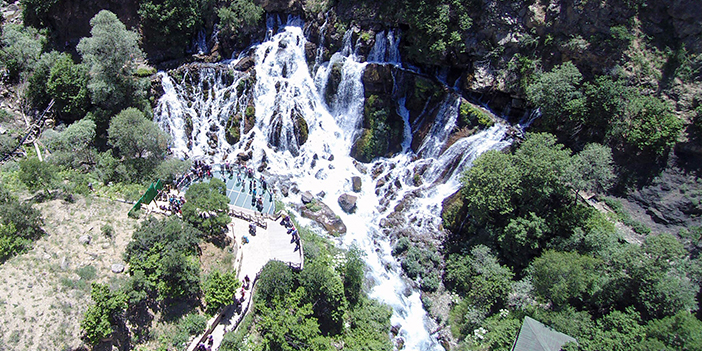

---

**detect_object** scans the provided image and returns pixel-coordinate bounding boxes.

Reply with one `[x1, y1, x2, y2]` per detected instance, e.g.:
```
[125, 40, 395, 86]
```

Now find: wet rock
[328, 154, 334, 161]
[338, 193, 357, 213]
[317, 191, 326, 198]
[391, 324, 401, 336]
[353, 160, 368, 174]
[299, 202, 347, 235]
[79, 235, 91, 245]
[237, 152, 251, 161]
[257, 162, 267, 172]
[233, 56, 255, 71]
[301, 191, 314, 204]
[290, 184, 300, 194]
[111, 264, 125, 274]
[352, 176, 362, 192]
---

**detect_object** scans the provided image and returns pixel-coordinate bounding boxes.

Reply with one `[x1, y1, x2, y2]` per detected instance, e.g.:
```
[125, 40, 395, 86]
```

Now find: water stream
[155, 19, 512, 350]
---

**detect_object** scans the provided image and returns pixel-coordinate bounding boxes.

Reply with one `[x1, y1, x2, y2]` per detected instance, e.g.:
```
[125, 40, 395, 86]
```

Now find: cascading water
[154, 19, 513, 351]
[368, 30, 401, 64]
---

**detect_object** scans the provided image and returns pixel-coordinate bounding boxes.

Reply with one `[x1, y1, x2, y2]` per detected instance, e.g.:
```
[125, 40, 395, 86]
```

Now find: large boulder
[338, 193, 357, 213]
[299, 201, 347, 236]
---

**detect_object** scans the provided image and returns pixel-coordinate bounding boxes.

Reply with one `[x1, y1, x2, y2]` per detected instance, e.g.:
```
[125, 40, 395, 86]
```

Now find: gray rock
[338, 193, 358, 213]
[280, 184, 290, 197]
[111, 264, 125, 274]
[79, 235, 92, 245]
[301, 191, 314, 204]
[352, 176, 362, 192]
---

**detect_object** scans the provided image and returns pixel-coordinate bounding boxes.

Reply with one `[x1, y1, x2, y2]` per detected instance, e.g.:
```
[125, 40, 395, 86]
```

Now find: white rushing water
[155, 19, 512, 351]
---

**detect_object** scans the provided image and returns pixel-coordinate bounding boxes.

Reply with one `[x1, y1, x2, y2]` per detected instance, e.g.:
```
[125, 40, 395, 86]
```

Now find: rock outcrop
[299, 201, 347, 235]
[338, 193, 357, 213]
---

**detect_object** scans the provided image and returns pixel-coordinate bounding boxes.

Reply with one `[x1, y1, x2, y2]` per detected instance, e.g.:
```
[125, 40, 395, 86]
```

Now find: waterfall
[367, 30, 401, 64]
[417, 95, 460, 159]
[154, 18, 513, 351]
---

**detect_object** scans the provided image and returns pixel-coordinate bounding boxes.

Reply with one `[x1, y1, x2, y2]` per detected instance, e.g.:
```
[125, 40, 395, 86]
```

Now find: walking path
[187, 207, 303, 351]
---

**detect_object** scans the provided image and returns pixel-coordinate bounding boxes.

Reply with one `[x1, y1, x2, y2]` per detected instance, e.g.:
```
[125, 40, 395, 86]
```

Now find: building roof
[511, 316, 577, 351]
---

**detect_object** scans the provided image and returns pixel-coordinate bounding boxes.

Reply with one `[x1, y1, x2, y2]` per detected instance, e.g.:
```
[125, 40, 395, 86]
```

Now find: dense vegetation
[439, 133, 702, 350]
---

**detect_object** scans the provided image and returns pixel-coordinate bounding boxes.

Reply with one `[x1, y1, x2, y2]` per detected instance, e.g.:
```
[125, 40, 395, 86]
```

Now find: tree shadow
[160, 298, 200, 323]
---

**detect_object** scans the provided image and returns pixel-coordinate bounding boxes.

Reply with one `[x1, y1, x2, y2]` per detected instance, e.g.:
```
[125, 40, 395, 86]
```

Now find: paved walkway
[187, 207, 302, 351]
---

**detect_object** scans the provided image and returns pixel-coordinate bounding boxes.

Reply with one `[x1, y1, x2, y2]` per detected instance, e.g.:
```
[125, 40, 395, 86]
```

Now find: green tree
[19, 157, 55, 196]
[444, 245, 514, 309]
[182, 178, 231, 239]
[44, 118, 96, 168]
[461, 150, 520, 225]
[0, 23, 44, 81]
[530, 250, 603, 309]
[203, 269, 240, 314]
[257, 287, 329, 351]
[139, 0, 205, 54]
[46, 54, 90, 122]
[218, 0, 264, 42]
[617, 95, 682, 155]
[77, 10, 146, 111]
[644, 311, 702, 350]
[513, 133, 573, 213]
[526, 62, 586, 133]
[343, 245, 365, 305]
[568, 143, 616, 201]
[80, 283, 126, 345]
[108, 108, 169, 160]
[256, 260, 296, 305]
[26, 51, 62, 110]
[0, 189, 44, 262]
[124, 217, 201, 301]
[299, 261, 348, 335]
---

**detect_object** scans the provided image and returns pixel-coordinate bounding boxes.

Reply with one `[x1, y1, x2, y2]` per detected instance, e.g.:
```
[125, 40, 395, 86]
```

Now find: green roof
[511, 316, 577, 351]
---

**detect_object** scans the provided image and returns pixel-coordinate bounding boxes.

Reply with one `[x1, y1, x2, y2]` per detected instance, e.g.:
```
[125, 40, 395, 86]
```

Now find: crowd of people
[281, 215, 301, 250]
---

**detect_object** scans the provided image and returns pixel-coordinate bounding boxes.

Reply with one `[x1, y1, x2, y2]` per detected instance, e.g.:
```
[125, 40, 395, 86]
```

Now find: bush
[0, 24, 44, 81]
[392, 237, 411, 256]
[76, 265, 97, 281]
[203, 269, 240, 315]
[80, 283, 126, 345]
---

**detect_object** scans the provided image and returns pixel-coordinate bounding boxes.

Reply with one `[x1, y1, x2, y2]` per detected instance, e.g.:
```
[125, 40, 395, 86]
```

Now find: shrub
[392, 237, 411, 256]
[203, 269, 240, 315]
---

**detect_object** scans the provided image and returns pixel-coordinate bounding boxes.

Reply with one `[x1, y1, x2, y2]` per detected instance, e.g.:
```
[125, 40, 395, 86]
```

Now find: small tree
[108, 108, 169, 161]
[182, 178, 231, 239]
[0, 23, 44, 81]
[19, 157, 55, 196]
[46, 54, 90, 122]
[203, 269, 240, 315]
[81, 283, 126, 345]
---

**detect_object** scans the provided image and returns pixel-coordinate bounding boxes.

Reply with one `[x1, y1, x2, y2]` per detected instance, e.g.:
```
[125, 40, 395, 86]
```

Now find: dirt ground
[0, 195, 138, 351]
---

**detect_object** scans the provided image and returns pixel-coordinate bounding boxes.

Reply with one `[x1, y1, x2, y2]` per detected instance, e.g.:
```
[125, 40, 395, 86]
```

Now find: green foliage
[20, 0, 59, 27]
[0, 134, 15, 156]
[398, 244, 441, 291]
[139, 0, 204, 52]
[617, 95, 682, 155]
[182, 178, 231, 239]
[0, 189, 43, 263]
[392, 237, 411, 256]
[154, 158, 191, 184]
[107, 108, 169, 178]
[44, 118, 96, 169]
[526, 62, 585, 132]
[256, 260, 296, 304]
[445, 245, 513, 309]
[19, 157, 55, 195]
[203, 269, 240, 314]
[124, 217, 201, 302]
[218, 0, 264, 41]
[459, 101, 494, 128]
[76, 265, 97, 281]
[343, 245, 365, 305]
[0, 24, 44, 82]
[461, 150, 520, 225]
[644, 311, 702, 350]
[352, 94, 403, 162]
[529, 250, 602, 309]
[77, 10, 146, 112]
[80, 283, 126, 345]
[25, 51, 61, 111]
[256, 287, 329, 351]
[299, 260, 348, 334]
[568, 143, 615, 195]
[46, 54, 90, 122]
